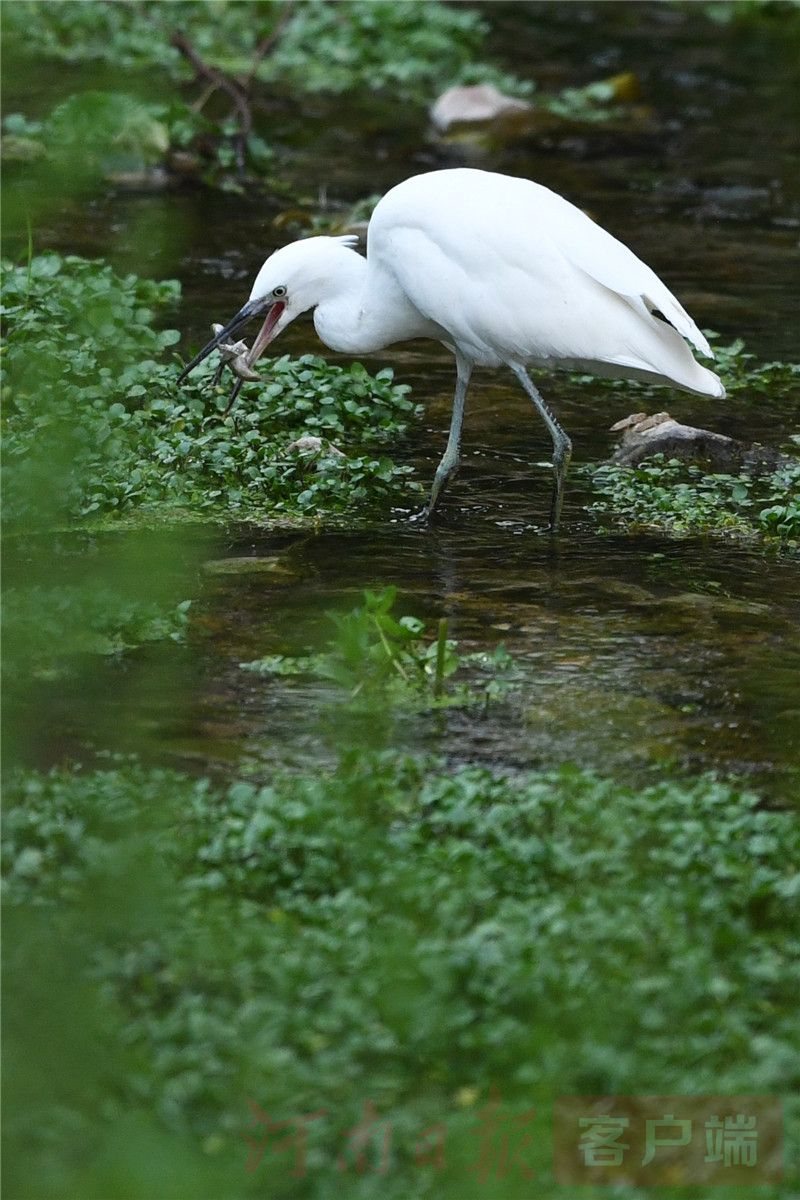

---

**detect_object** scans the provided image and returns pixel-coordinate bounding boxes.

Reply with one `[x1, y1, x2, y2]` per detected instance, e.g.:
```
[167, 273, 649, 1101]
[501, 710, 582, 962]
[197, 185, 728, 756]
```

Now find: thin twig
[191, 81, 220, 115]
[170, 31, 249, 106]
[244, 1, 295, 89]
[170, 31, 252, 173]
[170, 9, 293, 180]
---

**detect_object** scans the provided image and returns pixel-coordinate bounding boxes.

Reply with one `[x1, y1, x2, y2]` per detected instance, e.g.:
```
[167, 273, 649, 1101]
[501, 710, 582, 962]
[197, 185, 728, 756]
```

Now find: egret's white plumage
[179, 167, 725, 528]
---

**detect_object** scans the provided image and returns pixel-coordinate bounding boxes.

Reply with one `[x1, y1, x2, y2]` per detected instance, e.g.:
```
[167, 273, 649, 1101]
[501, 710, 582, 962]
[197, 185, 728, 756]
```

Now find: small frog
[210, 323, 261, 383]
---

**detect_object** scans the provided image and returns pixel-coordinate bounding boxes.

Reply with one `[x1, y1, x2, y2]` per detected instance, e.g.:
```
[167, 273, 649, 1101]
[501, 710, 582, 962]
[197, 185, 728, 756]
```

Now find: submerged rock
[106, 166, 171, 190]
[655, 592, 769, 618]
[202, 556, 300, 581]
[610, 411, 791, 471]
[611, 411, 737, 467]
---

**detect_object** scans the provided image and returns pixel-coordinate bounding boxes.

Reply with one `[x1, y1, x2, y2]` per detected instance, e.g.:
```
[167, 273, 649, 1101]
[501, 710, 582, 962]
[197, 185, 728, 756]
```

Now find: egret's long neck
[313, 252, 437, 355]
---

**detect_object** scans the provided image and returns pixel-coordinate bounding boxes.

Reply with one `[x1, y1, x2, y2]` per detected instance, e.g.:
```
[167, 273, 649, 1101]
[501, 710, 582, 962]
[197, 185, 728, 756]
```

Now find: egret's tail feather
[643, 292, 713, 360]
[593, 287, 726, 397]
[606, 349, 726, 398]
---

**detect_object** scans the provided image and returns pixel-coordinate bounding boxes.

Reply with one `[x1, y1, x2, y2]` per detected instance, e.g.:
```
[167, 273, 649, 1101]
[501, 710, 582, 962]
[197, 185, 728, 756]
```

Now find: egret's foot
[411, 501, 463, 527]
[547, 484, 565, 533]
[425, 463, 459, 523]
[547, 439, 571, 533]
[218, 378, 244, 419]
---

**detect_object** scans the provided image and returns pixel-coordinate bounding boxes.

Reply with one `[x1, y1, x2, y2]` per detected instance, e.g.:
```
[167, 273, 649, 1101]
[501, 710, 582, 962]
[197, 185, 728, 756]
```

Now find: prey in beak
[177, 295, 286, 415]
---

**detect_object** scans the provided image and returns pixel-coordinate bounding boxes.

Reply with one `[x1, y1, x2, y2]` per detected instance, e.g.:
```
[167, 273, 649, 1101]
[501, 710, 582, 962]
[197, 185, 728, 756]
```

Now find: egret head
[177, 235, 362, 383]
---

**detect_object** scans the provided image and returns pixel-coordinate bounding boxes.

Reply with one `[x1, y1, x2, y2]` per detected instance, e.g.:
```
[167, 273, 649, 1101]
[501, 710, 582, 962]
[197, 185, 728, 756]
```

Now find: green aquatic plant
[705, 334, 800, 398]
[1, 254, 421, 528]
[697, 0, 800, 26]
[4, 753, 799, 1195]
[272, 193, 383, 240]
[241, 586, 519, 709]
[579, 337, 800, 543]
[587, 453, 800, 543]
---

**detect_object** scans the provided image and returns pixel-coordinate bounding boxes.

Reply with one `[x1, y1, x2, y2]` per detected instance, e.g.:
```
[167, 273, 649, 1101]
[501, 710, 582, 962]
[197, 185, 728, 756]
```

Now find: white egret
[178, 167, 724, 529]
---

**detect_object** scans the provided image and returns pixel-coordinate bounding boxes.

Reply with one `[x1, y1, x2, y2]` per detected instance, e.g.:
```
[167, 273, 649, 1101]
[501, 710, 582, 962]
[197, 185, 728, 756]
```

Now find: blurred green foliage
[698, 0, 800, 25]
[4, 751, 799, 1197]
[3, 588, 191, 679]
[2, 253, 421, 527]
[2, 0, 527, 101]
[2, 92, 274, 191]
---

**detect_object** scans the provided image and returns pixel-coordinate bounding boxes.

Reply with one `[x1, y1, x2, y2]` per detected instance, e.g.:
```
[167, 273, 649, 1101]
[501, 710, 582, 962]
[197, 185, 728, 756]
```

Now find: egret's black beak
[176, 297, 268, 383]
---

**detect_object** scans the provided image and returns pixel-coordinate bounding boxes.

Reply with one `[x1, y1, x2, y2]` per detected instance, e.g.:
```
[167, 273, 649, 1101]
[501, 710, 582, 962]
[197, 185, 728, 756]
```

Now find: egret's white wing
[370, 169, 723, 396]
[532, 186, 713, 358]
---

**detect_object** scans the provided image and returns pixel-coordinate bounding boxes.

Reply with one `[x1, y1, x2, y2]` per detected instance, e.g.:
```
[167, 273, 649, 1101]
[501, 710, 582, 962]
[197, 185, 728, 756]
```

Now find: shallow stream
[7, 2, 799, 799]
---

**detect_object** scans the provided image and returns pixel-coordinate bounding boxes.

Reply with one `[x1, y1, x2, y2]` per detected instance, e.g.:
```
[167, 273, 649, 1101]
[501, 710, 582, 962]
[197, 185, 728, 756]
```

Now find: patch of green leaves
[534, 74, 640, 123]
[4, 753, 799, 1196]
[697, 0, 800, 27]
[273, 193, 383, 241]
[3, 0, 528, 103]
[587, 453, 800, 543]
[241, 586, 519, 709]
[705, 333, 800, 397]
[1, 254, 421, 528]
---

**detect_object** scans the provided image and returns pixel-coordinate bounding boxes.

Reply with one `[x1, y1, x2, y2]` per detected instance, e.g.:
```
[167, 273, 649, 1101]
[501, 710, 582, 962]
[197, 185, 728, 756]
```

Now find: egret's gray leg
[220, 376, 244, 418]
[426, 354, 472, 519]
[202, 376, 244, 429]
[509, 362, 572, 531]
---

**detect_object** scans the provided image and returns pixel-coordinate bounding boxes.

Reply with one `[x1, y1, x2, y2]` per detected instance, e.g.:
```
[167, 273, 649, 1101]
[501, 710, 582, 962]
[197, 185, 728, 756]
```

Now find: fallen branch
[244, 1, 295, 89]
[170, 30, 252, 174]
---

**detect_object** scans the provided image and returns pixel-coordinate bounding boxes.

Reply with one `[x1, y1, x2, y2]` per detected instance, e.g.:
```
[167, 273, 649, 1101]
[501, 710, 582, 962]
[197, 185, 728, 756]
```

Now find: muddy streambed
[7, 3, 799, 800]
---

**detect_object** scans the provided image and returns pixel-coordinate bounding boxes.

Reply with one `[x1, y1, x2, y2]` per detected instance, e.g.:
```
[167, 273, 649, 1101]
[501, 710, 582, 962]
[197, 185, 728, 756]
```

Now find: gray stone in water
[202, 556, 300, 580]
[612, 414, 736, 467]
[286, 435, 346, 458]
[430, 84, 532, 133]
[609, 411, 790, 471]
